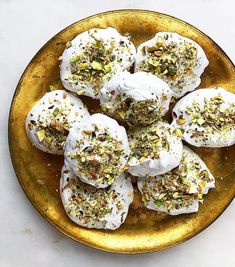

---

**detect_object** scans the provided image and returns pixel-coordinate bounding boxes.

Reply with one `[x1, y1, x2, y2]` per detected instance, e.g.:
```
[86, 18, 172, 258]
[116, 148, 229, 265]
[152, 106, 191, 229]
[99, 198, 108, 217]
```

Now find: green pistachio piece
[53, 107, 60, 117]
[37, 129, 45, 142]
[91, 61, 102, 70]
[70, 55, 80, 63]
[104, 63, 112, 73]
[154, 199, 163, 207]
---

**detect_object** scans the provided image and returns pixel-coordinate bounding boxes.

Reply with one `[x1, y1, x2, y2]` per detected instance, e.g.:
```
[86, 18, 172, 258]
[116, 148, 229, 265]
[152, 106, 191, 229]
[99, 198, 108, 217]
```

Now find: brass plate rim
[8, 9, 235, 254]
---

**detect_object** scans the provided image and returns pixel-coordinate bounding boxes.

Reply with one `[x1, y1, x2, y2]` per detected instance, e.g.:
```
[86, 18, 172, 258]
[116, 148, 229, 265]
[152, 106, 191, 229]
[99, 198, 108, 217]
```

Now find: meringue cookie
[60, 163, 133, 230]
[25, 90, 89, 154]
[60, 27, 136, 99]
[135, 32, 209, 98]
[128, 121, 183, 177]
[64, 113, 130, 188]
[138, 146, 215, 215]
[99, 71, 173, 125]
[172, 88, 235, 147]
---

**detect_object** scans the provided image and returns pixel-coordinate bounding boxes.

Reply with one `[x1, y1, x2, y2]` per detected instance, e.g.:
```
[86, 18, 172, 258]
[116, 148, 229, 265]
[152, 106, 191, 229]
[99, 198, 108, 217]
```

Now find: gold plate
[9, 10, 235, 253]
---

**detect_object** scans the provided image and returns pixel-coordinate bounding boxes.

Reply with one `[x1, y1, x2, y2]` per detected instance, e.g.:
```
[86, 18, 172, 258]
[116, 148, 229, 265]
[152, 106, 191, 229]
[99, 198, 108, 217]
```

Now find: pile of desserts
[25, 28, 235, 230]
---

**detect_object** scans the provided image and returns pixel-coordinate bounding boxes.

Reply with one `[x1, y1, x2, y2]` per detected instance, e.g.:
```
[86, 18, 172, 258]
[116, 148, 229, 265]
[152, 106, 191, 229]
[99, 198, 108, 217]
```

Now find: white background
[0, 0, 234, 266]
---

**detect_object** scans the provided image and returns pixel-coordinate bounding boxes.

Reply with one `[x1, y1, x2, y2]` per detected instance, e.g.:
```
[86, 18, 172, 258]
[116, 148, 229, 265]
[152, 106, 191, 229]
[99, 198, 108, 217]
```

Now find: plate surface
[9, 10, 235, 253]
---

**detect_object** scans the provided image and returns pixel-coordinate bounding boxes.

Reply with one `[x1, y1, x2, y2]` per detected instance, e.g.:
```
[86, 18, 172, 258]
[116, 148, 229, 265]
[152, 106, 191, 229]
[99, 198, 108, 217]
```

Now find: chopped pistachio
[70, 55, 80, 63]
[65, 41, 72, 48]
[79, 63, 87, 69]
[175, 128, 183, 138]
[83, 129, 93, 135]
[118, 111, 126, 120]
[37, 129, 45, 142]
[199, 170, 209, 179]
[77, 89, 85, 95]
[104, 63, 112, 73]
[156, 36, 164, 47]
[158, 192, 167, 200]
[91, 61, 102, 70]
[154, 199, 163, 207]
[53, 107, 60, 116]
[197, 118, 205, 126]
[176, 118, 186, 125]
[117, 203, 124, 210]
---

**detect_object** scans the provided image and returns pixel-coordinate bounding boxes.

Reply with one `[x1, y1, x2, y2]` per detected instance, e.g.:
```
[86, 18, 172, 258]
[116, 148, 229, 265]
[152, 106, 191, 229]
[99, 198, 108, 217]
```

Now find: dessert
[25, 90, 89, 154]
[64, 113, 130, 188]
[100, 71, 173, 125]
[128, 121, 183, 177]
[60, 27, 136, 99]
[60, 163, 133, 230]
[138, 146, 215, 215]
[135, 32, 208, 98]
[172, 88, 235, 147]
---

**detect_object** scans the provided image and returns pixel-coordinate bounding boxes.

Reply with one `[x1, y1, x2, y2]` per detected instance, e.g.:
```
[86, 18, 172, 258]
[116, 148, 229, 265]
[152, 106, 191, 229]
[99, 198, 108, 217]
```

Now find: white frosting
[60, 162, 133, 230]
[128, 121, 183, 177]
[138, 146, 215, 215]
[64, 113, 130, 188]
[25, 90, 90, 154]
[172, 88, 235, 147]
[135, 32, 209, 98]
[60, 27, 136, 99]
[99, 71, 173, 125]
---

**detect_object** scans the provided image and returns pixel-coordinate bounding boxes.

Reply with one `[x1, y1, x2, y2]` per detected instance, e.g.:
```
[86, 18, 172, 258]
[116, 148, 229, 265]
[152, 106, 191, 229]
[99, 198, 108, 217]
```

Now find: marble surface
[0, 0, 235, 266]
